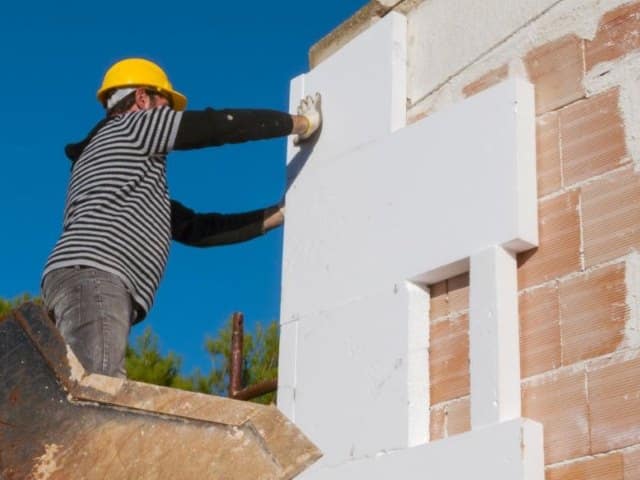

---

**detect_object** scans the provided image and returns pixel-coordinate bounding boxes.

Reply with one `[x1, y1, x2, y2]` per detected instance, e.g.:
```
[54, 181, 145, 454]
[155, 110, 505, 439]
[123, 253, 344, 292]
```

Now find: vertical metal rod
[229, 312, 244, 398]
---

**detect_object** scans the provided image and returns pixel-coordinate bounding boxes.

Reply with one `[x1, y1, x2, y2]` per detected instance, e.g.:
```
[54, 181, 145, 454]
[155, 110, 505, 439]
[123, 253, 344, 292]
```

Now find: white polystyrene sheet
[282, 78, 536, 319]
[278, 9, 540, 477]
[299, 419, 544, 480]
[292, 285, 415, 462]
[276, 321, 298, 420]
[470, 246, 521, 428]
[287, 12, 407, 173]
[406, 281, 430, 446]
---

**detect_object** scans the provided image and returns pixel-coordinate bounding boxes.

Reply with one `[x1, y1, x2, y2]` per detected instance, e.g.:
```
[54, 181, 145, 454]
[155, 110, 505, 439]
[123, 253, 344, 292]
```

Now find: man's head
[104, 87, 172, 116]
[97, 58, 187, 116]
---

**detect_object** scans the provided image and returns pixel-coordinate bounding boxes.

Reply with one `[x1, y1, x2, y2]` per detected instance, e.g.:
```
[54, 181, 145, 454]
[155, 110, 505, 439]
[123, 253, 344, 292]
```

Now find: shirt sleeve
[173, 108, 293, 150]
[170, 199, 273, 247]
[136, 106, 184, 155]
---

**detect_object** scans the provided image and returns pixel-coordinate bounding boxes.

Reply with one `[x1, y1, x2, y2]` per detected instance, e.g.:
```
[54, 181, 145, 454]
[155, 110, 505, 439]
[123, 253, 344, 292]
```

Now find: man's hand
[293, 93, 322, 145]
[262, 203, 285, 233]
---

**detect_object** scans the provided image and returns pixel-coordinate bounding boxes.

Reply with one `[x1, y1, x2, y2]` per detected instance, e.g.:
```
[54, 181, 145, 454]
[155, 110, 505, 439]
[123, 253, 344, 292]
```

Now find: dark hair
[105, 90, 137, 117]
[105, 88, 172, 117]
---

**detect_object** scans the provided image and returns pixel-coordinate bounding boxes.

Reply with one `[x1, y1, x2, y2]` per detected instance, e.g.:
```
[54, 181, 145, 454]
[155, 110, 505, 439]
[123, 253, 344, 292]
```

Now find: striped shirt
[43, 106, 183, 315]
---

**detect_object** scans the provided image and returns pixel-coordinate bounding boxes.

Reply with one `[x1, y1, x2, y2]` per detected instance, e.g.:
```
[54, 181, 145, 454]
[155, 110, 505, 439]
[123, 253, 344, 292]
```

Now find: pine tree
[205, 316, 279, 404]
[126, 317, 279, 404]
[125, 327, 203, 392]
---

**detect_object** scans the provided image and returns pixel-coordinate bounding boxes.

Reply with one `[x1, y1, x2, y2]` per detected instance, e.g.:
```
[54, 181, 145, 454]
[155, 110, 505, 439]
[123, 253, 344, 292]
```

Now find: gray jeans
[42, 267, 135, 378]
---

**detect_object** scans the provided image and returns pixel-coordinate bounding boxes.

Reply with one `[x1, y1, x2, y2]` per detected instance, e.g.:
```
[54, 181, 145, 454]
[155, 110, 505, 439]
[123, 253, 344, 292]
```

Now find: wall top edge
[309, 0, 421, 68]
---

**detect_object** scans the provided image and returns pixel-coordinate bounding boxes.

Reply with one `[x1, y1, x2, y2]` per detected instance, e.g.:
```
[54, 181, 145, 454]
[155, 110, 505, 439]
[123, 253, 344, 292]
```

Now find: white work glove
[294, 93, 322, 144]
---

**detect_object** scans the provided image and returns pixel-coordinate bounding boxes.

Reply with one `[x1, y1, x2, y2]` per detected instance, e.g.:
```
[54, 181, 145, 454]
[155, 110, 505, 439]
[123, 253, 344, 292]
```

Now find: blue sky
[0, 2, 365, 373]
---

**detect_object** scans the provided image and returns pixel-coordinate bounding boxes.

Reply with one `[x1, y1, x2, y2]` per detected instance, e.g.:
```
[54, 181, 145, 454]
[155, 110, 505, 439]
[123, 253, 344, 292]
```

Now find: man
[41, 58, 321, 378]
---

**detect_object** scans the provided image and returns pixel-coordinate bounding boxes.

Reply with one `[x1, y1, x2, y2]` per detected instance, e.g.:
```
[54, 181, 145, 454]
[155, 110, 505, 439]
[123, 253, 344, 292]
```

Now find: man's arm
[171, 200, 284, 247]
[173, 95, 320, 150]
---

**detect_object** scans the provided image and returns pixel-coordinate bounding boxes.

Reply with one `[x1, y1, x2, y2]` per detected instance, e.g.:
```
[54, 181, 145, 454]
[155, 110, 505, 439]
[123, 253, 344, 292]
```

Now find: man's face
[148, 91, 171, 109]
[137, 88, 172, 110]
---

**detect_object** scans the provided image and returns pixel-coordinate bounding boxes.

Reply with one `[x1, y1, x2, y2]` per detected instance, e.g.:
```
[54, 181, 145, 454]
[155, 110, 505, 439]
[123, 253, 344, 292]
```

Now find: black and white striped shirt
[44, 106, 293, 319]
[44, 106, 183, 314]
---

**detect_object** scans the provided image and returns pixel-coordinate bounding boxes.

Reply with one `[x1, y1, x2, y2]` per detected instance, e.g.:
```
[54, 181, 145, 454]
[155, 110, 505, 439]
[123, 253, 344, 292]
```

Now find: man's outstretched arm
[173, 94, 321, 150]
[170, 200, 284, 247]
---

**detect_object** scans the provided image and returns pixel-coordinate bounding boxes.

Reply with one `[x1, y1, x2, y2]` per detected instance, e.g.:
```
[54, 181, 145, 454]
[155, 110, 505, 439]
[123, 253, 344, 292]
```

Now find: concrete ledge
[309, 1, 393, 67]
[308, 0, 427, 68]
[0, 303, 320, 479]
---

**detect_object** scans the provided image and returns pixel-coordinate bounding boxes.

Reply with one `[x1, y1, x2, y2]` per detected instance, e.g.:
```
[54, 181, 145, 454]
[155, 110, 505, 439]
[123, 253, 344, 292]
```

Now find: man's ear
[134, 87, 148, 110]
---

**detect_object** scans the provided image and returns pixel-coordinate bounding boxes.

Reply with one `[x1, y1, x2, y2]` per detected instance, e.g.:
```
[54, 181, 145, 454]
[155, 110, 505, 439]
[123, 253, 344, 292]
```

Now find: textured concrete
[308, 1, 393, 68]
[0, 303, 320, 480]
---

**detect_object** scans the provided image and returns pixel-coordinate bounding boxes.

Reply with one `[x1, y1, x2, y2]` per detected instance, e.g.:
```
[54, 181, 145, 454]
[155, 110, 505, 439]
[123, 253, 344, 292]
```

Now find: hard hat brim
[165, 88, 187, 111]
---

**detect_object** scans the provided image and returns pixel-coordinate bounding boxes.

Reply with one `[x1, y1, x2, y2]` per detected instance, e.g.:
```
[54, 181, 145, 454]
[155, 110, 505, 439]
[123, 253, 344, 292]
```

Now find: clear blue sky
[0, 1, 365, 374]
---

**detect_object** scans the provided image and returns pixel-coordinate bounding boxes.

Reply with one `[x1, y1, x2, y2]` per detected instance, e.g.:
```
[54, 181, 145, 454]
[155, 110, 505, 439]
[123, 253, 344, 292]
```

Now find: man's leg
[42, 267, 134, 378]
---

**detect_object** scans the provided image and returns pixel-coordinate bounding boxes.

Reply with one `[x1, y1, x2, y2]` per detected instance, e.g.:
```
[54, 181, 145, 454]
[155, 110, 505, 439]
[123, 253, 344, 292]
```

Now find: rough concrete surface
[0, 303, 320, 480]
[308, 1, 425, 68]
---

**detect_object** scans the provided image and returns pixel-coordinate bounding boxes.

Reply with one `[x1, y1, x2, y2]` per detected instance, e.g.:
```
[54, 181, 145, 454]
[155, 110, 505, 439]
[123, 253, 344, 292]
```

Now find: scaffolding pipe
[232, 380, 278, 401]
[228, 311, 278, 401]
[229, 312, 244, 398]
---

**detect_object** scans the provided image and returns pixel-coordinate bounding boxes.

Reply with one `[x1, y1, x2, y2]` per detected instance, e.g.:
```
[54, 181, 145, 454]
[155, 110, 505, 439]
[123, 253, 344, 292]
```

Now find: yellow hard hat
[97, 58, 187, 111]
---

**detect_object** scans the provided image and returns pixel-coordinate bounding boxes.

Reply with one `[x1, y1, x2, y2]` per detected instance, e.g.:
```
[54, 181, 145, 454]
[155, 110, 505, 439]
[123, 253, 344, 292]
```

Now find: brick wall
[423, 2, 640, 478]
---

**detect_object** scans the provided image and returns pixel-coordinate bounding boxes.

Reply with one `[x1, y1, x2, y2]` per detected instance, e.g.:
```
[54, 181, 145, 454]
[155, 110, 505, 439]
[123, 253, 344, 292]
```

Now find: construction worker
[41, 58, 321, 378]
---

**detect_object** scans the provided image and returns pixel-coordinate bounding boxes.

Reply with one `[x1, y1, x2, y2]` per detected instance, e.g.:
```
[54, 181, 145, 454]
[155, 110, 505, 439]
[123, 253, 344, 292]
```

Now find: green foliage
[0, 293, 41, 317]
[245, 321, 279, 403]
[126, 318, 279, 404]
[205, 316, 279, 404]
[125, 327, 204, 392]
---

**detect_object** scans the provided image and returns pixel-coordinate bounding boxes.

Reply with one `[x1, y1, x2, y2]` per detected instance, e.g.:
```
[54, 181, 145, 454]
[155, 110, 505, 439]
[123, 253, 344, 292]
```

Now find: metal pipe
[228, 311, 278, 402]
[232, 379, 278, 401]
[229, 312, 244, 398]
